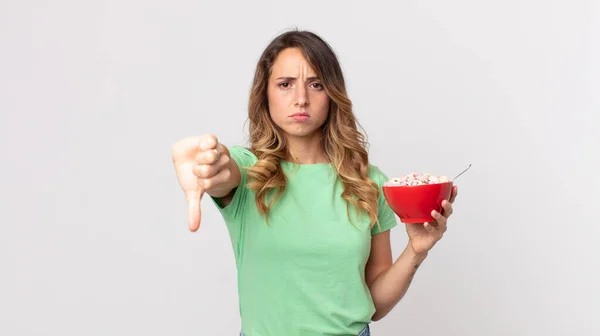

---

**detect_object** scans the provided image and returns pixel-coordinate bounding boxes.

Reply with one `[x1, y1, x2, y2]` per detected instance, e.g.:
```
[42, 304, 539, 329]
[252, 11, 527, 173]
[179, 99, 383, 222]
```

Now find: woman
[172, 30, 458, 336]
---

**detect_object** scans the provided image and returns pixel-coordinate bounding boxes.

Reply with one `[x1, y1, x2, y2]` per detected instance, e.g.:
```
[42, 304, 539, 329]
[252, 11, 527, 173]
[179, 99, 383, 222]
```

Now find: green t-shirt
[210, 146, 398, 336]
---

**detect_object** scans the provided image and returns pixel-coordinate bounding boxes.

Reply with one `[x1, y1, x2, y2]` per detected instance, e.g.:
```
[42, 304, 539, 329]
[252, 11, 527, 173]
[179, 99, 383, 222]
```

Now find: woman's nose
[294, 86, 308, 106]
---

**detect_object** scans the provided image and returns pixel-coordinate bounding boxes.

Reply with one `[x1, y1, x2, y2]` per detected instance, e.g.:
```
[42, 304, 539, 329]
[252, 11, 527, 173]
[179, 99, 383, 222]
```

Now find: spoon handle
[452, 164, 472, 181]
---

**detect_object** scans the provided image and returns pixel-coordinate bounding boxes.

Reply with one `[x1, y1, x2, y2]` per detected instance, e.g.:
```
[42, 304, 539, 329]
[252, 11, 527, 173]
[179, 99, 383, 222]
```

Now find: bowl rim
[382, 181, 453, 188]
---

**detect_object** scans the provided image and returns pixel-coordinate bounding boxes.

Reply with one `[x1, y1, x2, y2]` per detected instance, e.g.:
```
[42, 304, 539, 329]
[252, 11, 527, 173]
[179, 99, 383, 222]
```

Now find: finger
[195, 148, 219, 165]
[195, 143, 227, 165]
[186, 190, 203, 232]
[201, 163, 232, 191]
[431, 210, 447, 230]
[423, 222, 437, 233]
[199, 134, 218, 151]
[195, 146, 218, 166]
[449, 185, 458, 203]
[193, 151, 230, 179]
[441, 200, 453, 217]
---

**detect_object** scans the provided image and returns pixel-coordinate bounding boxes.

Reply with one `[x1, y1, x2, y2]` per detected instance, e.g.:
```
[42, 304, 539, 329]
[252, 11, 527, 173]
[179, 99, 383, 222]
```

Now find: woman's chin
[282, 127, 323, 139]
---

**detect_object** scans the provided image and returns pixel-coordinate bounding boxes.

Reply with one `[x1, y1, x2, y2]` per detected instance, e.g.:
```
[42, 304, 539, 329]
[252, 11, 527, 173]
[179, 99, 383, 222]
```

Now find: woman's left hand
[406, 185, 458, 255]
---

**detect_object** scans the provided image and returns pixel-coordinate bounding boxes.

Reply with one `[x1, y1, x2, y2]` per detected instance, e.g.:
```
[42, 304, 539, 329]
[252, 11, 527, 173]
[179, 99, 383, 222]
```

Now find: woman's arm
[365, 232, 428, 321]
[366, 193, 456, 321]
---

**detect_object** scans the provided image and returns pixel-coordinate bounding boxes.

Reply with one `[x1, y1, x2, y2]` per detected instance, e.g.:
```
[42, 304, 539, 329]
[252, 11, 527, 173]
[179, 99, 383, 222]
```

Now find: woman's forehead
[271, 48, 318, 77]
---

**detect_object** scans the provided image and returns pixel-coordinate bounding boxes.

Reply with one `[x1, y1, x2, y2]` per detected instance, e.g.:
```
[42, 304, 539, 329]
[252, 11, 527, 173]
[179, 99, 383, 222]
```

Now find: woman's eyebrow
[275, 76, 320, 81]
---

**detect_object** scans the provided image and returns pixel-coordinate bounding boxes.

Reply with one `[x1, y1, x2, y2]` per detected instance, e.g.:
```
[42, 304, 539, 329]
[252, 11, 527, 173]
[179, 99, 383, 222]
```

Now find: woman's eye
[279, 82, 290, 88]
[311, 83, 323, 89]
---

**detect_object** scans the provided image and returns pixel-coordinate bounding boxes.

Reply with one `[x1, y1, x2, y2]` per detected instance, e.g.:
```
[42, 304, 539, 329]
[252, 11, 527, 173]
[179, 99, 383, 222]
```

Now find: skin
[171, 134, 241, 231]
[267, 47, 331, 164]
[171, 47, 459, 322]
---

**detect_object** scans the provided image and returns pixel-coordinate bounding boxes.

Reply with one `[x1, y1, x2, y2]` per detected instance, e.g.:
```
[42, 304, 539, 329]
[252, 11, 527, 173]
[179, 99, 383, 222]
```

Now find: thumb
[186, 190, 203, 232]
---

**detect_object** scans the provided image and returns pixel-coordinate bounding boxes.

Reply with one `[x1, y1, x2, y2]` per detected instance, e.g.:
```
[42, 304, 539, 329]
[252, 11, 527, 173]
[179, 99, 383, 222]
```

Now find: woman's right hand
[172, 134, 238, 232]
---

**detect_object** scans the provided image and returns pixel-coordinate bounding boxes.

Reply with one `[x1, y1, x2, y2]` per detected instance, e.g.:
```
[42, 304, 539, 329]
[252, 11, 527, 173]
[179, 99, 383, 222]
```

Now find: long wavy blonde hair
[245, 30, 380, 228]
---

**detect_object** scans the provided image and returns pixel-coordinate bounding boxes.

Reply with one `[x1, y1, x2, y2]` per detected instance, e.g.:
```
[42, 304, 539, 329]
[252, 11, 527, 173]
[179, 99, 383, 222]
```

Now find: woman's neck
[285, 133, 329, 164]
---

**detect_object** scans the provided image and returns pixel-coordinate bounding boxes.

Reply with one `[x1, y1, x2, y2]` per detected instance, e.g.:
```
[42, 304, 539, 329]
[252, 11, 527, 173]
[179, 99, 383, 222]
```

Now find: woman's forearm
[369, 243, 428, 321]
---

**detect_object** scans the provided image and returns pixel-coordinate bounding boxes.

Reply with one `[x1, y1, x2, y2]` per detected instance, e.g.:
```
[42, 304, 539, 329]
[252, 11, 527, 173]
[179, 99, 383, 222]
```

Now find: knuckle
[200, 164, 211, 178]
[197, 151, 210, 164]
[199, 134, 219, 151]
[223, 168, 231, 180]
[192, 164, 201, 177]
[207, 134, 218, 146]
[208, 150, 218, 163]
[194, 164, 209, 178]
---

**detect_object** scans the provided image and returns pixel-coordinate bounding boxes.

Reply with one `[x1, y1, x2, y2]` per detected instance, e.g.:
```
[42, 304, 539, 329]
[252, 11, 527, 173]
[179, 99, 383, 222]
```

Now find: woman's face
[267, 48, 330, 139]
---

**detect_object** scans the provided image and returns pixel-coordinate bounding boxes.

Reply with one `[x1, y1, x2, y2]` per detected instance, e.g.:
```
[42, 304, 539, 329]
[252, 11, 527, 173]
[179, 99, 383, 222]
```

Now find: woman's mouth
[290, 112, 310, 121]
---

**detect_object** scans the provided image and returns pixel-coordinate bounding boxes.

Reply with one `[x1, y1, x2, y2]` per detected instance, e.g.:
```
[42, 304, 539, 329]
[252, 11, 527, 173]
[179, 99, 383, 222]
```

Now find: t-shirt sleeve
[369, 165, 399, 236]
[209, 145, 257, 222]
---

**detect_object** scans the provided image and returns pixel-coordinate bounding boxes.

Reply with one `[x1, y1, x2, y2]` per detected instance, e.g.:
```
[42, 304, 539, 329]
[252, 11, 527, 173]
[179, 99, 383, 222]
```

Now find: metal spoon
[452, 164, 472, 181]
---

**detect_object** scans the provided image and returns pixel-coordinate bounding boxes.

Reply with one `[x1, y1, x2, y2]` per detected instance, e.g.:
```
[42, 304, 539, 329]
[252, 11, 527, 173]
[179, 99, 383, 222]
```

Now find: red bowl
[382, 181, 453, 224]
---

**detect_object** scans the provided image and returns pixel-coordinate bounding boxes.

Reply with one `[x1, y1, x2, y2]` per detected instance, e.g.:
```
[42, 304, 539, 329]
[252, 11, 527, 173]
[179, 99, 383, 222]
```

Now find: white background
[1, 0, 599, 335]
